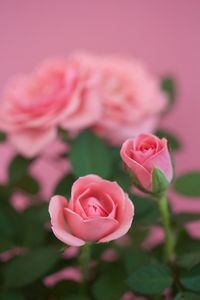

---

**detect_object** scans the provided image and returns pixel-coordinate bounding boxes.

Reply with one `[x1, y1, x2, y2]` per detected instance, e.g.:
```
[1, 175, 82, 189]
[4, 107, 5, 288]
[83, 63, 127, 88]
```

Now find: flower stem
[79, 243, 91, 293]
[158, 195, 175, 263]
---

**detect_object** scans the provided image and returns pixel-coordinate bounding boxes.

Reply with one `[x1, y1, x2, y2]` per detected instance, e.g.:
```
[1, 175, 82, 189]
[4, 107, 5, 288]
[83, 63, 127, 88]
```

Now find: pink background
[0, 1, 200, 214]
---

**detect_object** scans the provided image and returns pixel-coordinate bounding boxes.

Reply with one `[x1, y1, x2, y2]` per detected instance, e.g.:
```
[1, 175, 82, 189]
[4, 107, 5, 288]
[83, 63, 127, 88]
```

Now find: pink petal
[99, 194, 134, 243]
[71, 175, 126, 210]
[49, 196, 85, 247]
[9, 127, 56, 157]
[64, 208, 118, 242]
[143, 138, 173, 182]
[120, 139, 151, 189]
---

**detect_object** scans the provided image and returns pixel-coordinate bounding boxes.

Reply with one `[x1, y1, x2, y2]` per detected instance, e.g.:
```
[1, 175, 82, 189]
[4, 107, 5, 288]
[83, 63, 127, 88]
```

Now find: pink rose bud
[49, 174, 134, 246]
[120, 134, 173, 194]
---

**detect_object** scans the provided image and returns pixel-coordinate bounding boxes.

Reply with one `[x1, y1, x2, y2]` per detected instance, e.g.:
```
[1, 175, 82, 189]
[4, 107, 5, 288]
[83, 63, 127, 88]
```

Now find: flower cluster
[0, 53, 167, 157]
[49, 134, 173, 246]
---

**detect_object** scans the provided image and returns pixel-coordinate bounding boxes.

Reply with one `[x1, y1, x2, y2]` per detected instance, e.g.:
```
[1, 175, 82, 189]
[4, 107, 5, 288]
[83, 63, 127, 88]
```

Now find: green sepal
[152, 168, 169, 197]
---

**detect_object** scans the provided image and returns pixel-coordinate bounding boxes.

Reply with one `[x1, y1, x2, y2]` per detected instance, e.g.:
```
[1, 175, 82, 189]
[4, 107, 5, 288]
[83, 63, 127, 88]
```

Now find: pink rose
[120, 134, 173, 191]
[0, 58, 101, 157]
[92, 55, 167, 145]
[49, 174, 134, 246]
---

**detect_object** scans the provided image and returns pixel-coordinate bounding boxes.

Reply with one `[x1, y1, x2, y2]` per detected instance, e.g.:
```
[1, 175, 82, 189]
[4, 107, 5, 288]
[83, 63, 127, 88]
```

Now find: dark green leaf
[0, 184, 12, 199]
[152, 168, 169, 196]
[124, 249, 150, 274]
[0, 291, 25, 300]
[61, 296, 90, 300]
[0, 131, 6, 142]
[129, 226, 149, 247]
[173, 172, 200, 197]
[18, 205, 48, 248]
[69, 130, 113, 178]
[54, 175, 75, 198]
[132, 195, 160, 225]
[156, 129, 181, 151]
[50, 281, 80, 299]
[181, 263, 200, 292]
[176, 230, 200, 255]
[127, 263, 173, 295]
[16, 175, 40, 195]
[161, 77, 176, 108]
[174, 292, 200, 300]
[92, 271, 126, 300]
[174, 213, 200, 226]
[9, 155, 32, 185]
[4, 246, 60, 287]
[0, 196, 20, 251]
[178, 252, 200, 270]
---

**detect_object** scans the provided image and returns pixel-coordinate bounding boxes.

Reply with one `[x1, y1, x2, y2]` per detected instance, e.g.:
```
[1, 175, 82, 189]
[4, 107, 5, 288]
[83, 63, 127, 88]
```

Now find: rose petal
[99, 194, 134, 243]
[64, 208, 118, 242]
[143, 138, 173, 182]
[120, 139, 151, 189]
[49, 196, 85, 247]
[9, 127, 56, 157]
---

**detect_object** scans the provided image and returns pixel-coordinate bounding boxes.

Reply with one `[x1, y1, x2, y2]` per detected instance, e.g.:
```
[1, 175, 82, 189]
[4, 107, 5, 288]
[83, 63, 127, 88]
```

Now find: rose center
[84, 197, 108, 218]
[139, 142, 156, 153]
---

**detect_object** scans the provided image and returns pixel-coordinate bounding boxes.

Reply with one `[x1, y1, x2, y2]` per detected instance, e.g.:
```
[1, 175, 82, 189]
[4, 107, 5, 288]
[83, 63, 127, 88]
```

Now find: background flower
[0, 58, 101, 157]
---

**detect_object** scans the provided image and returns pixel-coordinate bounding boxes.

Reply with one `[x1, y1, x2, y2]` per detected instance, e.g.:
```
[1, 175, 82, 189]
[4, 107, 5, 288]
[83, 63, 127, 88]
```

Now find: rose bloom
[49, 174, 134, 246]
[120, 134, 173, 191]
[92, 55, 167, 145]
[69, 52, 167, 145]
[0, 58, 101, 157]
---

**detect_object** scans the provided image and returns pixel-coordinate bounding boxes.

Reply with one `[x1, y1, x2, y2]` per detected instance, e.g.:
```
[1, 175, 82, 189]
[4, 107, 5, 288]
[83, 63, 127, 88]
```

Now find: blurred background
[0, 0, 200, 213]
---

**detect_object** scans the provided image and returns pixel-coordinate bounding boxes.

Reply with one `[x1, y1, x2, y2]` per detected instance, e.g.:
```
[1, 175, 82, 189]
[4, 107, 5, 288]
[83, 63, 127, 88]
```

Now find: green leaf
[152, 168, 169, 196]
[178, 252, 200, 270]
[61, 296, 90, 300]
[0, 291, 25, 300]
[16, 175, 40, 195]
[0, 131, 6, 142]
[54, 175, 75, 198]
[161, 77, 176, 108]
[124, 249, 150, 274]
[174, 292, 200, 300]
[131, 195, 160, 225]
[173, 172, 200, 197]
[181, 263, 200, 292]
[127, 263, 173, 295]
[0, 195, 20, 251]
[92, 270, 126, 300]
[174, 213, 200, 226]
[9, 155, 32, 185]
[18, 205, 49, 248]
[176, 229, 200, 255]
[69, 130, 113, 178]
[0, 184, 12, 200]
[50, 281, 80, 299]
[156, 129, 181, 151]
[4, 246, 60, 287]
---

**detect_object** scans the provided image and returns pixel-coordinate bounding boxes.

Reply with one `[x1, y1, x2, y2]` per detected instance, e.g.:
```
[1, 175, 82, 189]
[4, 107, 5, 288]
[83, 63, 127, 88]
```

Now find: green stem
[158, 195, 175, 263]
[79, 243, 91, 293]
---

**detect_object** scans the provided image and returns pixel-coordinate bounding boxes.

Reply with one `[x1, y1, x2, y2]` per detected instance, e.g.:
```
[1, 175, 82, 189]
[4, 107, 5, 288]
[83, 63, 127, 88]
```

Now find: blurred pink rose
[49, 174, 134, 246]
[120, 134, 173, 191]
[62, 246, 79, 259]
[121, 292, 147, 300]
[101, 248, 118, 262]
[43, 267, 81, 287]
[93, 55, 167, 144]
[0, 247, 26, 262]
[0, 58, 101, 157]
